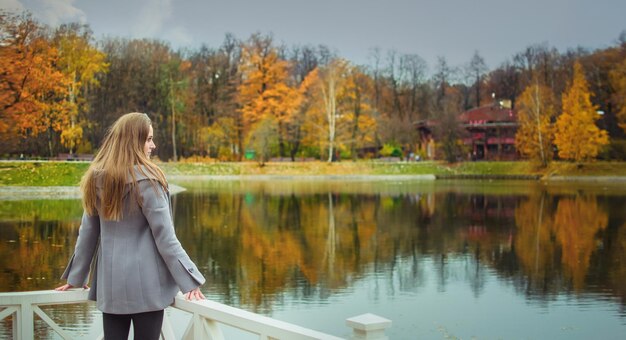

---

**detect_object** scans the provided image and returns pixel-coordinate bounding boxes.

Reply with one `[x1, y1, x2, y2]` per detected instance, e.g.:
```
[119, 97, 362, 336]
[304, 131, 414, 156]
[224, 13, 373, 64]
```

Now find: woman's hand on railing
[54, 283, 89, 291]
[184, 287, 205, 301]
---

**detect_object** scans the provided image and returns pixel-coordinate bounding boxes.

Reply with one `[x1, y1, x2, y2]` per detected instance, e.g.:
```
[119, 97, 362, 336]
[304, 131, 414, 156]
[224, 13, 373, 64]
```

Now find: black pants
[102, 310, 164, 340]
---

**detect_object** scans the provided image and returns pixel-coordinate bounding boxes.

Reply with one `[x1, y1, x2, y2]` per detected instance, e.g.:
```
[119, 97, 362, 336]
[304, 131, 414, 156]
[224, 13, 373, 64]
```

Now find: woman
[56, 112, 205, 339]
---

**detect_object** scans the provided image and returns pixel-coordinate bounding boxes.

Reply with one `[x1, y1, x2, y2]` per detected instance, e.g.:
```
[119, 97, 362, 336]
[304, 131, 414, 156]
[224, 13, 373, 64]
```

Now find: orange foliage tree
[0, 12, 71, 155]
[238, 34, 301, 158]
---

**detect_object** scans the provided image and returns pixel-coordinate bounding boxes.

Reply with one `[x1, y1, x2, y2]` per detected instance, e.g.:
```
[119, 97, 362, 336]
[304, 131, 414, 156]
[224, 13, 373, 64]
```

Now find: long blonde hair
[80, 112, 167, 220]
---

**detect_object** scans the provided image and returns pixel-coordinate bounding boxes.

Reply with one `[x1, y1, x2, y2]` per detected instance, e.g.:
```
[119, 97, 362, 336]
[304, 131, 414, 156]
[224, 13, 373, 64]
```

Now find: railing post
[19, 302, 34, 339]
[346, 313, 391, 340]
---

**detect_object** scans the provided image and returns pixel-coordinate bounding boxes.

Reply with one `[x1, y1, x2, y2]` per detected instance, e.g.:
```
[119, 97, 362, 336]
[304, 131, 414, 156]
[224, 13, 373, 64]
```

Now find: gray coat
[62, 169, 205, 314]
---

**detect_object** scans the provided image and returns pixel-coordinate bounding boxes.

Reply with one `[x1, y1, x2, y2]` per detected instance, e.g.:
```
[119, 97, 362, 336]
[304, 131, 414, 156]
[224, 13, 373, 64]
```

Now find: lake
[1, 179, 625, 339]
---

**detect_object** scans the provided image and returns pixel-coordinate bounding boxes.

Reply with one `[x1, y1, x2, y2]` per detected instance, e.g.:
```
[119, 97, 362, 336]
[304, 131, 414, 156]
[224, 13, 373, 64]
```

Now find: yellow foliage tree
[54, 23, 108, 154]
[201, 117, 239, 160]
[301, 59, 355, 161]
[300, 61, 377, 161]
[554, 62, 609, 162]
[515, 80, 556, 166]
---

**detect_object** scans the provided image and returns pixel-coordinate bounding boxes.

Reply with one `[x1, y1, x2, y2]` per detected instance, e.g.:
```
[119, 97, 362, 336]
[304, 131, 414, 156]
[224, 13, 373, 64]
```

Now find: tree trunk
[170, 78, 178, 162]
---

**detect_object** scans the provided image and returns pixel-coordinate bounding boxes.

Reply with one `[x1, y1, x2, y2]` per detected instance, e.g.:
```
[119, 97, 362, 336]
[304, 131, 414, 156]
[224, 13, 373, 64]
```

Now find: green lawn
[0, 161, 90, 186]
[1, 160, 625, 186]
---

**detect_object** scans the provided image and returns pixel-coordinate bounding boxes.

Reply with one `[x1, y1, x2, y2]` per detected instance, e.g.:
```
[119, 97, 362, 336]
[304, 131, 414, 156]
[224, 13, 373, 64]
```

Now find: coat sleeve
[139, 180, 206, 293]
[61, 212, 100, 287]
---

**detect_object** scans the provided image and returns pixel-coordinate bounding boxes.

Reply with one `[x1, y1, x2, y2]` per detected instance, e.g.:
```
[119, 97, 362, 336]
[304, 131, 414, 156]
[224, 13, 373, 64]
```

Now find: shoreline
[3, 175, 626, 200]
[0, 184, 187, 201]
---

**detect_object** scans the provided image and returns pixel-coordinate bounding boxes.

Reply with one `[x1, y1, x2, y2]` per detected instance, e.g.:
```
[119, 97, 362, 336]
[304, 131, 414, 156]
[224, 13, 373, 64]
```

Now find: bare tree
[468, 50, 488, 107]
[432, 56, 456, 113]
[367, 47, 383, 112]
[401, 53, 428, 120]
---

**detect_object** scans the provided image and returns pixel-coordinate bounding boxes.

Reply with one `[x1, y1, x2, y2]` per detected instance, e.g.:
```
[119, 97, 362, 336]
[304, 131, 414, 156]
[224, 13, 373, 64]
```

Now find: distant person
[56, 112, 205, 340]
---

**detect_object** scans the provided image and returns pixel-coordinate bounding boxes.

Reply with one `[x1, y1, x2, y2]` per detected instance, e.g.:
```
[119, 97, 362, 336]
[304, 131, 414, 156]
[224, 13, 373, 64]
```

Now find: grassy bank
[1, 160, 626, 186]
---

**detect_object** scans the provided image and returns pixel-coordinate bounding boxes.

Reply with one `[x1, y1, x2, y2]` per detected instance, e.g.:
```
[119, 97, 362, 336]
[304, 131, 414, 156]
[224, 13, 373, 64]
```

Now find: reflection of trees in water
[3, 184, 625, 315]
[176, 187, 527, 309]
[427, 192, 520, 297]
[172, 189, 434, 312]
[511, 192, 620, 301]
[0, 200, 82, 292]
[514, 191, 559, 295]
[0, 200, 93, 339]
[554, 196, 608, 290]
[178, 187, 621, 311]
[604, 223, 626, 306]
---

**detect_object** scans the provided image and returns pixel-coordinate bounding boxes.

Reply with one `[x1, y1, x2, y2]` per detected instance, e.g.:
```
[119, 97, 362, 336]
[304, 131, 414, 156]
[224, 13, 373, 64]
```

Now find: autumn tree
[246, 115, 279, 165]
[189, 34, 241, 158]
[515, 80, 557, 166]
[344, 66, 377, 159]
[201, 117, 238, 160]
[238, 33, 301, 158]
[0, 11, 70, 155]
[285, 44, 326, 159]
[287, 66, 319, 159]
[54, 23, 108, 154]
[307, 58, 351, 162]
[554, 62, 609, 162]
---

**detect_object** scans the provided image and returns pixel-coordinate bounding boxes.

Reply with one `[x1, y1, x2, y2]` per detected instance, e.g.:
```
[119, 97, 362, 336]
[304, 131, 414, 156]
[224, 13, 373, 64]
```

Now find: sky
[2, 0, 625, 72]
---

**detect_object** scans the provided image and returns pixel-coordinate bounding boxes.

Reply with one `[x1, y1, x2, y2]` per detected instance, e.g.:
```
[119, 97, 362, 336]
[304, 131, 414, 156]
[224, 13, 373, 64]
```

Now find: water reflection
[1, 180, 625, 338]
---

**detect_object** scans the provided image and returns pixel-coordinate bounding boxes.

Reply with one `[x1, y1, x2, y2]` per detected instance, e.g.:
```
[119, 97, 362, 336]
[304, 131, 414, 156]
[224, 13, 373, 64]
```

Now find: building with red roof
[461, 99, 518, 160]
[417, 99, 519, 160]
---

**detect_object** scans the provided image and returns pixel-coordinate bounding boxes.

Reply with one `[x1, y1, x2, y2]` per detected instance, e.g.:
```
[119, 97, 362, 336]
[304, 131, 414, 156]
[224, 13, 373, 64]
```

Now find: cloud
[1, 0, 86, 26]
[38, 0, 87, 27]
[131, 0, 172, 37]
[131, 0, 193, 46]
[40, 0, 86, 26]
[0, 0, 25, 11]
[164, 26, 193, 46]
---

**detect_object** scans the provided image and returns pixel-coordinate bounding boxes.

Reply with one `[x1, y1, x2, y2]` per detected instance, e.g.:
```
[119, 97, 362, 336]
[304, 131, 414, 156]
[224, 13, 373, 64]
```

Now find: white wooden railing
[0, 290, 391, 339]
